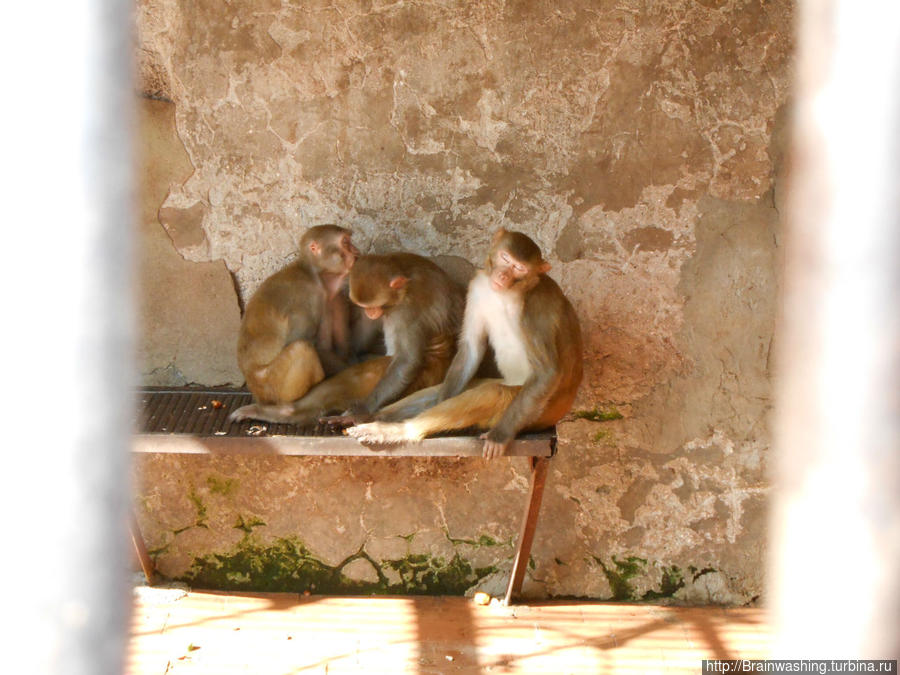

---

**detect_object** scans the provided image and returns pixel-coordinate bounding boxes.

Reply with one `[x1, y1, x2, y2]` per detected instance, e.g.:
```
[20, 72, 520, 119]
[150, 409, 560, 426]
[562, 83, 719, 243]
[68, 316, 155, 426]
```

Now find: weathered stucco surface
[137, 98, 243, 386]
[134, 0, 790, 603]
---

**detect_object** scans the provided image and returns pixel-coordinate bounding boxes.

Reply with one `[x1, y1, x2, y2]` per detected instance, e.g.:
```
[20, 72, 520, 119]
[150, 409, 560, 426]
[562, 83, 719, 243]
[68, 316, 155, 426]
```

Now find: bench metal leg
[130, 510, 155, 585]
[503, 456, 550, 605]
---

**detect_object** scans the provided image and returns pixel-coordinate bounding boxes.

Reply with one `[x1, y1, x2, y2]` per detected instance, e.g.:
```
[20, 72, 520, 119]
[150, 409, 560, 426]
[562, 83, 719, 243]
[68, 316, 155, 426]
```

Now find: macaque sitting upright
[236, 224, 360, 405]
[230, 252, 465, 425]
[347, 228, 583, 458]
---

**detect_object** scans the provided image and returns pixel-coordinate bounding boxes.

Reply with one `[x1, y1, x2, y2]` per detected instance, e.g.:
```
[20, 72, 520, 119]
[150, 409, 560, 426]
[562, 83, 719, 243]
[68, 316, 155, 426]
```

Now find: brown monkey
[347, 229, 583, 459]
[236, 225, 360, 405]
[230, 252, 465, 425]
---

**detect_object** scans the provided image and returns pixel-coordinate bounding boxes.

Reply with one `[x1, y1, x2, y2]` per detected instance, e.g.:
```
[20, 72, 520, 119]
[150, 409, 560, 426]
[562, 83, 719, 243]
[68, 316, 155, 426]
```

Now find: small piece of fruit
[473, 592, 491, 606]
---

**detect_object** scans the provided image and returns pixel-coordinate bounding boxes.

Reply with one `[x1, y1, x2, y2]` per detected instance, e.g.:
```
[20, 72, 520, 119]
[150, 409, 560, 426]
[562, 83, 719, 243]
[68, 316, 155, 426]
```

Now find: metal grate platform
[138, 387, 326, 437]
[133, 387, 555, 457]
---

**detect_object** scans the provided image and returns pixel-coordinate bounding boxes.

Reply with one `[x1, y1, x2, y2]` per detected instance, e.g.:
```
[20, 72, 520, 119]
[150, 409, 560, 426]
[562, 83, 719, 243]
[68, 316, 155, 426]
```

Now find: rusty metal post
[131, 511, 155, 586]
[504, 456, 550, 605]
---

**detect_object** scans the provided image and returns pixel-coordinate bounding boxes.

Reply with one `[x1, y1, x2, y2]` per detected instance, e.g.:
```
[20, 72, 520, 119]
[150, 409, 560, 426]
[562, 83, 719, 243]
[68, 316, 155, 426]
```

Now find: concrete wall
[134, 0, 791, 603]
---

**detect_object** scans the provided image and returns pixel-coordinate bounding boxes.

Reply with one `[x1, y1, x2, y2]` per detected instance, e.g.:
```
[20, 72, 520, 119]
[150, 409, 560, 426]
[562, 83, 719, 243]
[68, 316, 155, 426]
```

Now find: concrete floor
[126, 586, 770, 673]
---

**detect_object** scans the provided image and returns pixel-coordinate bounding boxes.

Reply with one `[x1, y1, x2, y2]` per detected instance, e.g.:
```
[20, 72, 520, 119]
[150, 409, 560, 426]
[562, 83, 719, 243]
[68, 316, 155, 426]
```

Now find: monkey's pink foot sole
[346, 422, 420, 444]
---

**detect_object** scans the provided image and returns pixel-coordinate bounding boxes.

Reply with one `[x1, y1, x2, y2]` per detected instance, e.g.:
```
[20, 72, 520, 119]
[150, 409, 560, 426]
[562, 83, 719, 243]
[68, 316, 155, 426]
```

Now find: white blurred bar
[0, 2, 133, 674]
[773, 1, 900, 659]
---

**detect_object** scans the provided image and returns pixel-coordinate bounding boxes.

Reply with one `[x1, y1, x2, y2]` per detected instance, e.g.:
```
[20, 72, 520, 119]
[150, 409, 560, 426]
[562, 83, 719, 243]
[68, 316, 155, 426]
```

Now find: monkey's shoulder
[528, 275, 576, 312]
[521, 275, 580, 339]
[399, 254, 461, 288]
[252, 259, 316, 291]
[378, 251, 440, 276]
[389, 251, 434, 266]
[247, 260, 324, 312]
[404, 256, 466, 306]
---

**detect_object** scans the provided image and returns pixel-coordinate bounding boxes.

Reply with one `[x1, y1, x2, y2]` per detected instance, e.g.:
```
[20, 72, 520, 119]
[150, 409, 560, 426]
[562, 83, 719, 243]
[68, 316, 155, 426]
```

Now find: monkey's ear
[389, 275, 409, 290]
[538, 260, 551, 274]
[491, 228, 508, 246]
[309, 241, 321, 255]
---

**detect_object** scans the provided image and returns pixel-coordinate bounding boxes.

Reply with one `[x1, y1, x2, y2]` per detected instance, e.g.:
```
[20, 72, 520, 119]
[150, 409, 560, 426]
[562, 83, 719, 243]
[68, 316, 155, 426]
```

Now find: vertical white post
[773, 1, 900, 659]
[0, 2, 133, 674]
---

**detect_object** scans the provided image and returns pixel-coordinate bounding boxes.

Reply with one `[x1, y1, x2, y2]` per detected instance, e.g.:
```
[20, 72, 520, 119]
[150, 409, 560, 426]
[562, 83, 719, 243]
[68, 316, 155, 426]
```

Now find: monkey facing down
[236, 225, 361, 406]
[230, 252, 465, 425]
[347, 228, 583, 459]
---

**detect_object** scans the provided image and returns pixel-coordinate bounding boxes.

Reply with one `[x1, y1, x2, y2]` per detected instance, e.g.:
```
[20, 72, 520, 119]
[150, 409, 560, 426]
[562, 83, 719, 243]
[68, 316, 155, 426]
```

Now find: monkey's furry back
[390, 253, 466, 342]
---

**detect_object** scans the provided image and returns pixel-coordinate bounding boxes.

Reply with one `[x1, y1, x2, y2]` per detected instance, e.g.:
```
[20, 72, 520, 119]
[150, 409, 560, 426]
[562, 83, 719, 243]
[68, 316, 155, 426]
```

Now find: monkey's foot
[230, 403, 294, 423]
[230, 404, 260, 422]
[346, 421, 422, 445]
[319, 412, 371, 428]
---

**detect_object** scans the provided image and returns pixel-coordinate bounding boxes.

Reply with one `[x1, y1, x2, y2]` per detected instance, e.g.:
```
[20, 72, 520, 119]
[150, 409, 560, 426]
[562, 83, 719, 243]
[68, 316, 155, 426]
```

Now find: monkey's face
[315, 233, 359, 275]
[350, 288, 390, 320]
[488, 248, 533, 292]
[485, 230, 549, 293]
[349, 265, 409, 319]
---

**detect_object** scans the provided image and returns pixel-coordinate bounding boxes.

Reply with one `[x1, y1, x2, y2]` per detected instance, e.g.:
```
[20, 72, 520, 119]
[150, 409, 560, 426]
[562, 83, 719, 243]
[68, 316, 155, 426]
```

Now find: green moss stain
[207, 476, 237, 496]
[592, 430, 613, 444]
[642, 565, 685, 601]
[445, 531, 508, 547]
[183, 538, 339, 593]
[595, 555, 646, 601]
[233, 514, 266, 534]
[186, 488, 208, 528]
[575, 406, 623, 422]
[689, 566, 717, 581]
[148, 542, 170, 557]
[594, 556, 690, 602]
[180, 536, 497, 596]
[387, 553, 495, 595]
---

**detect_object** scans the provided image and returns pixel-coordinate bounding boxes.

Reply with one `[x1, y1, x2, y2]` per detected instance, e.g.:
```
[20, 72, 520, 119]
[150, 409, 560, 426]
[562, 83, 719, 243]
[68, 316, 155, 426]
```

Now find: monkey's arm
[482, 314, 560, 458]
[352, 329, 428, 417]
[439, 338, 485, 401]
[438, 293, 487, 401]
[482, 370, 558, 458]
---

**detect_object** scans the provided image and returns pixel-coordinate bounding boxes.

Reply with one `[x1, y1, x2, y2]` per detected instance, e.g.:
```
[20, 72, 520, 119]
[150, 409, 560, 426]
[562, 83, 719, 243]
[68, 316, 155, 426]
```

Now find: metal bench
[131, 387, 555, 605]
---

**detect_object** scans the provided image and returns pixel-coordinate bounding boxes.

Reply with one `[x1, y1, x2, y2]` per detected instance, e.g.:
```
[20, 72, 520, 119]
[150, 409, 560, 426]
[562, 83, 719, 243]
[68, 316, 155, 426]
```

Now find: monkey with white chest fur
[347, 228, 583, 458]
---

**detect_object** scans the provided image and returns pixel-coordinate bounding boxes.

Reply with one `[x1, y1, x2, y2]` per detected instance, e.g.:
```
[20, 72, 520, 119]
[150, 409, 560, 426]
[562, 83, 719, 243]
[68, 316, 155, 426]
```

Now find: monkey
[236, 224, 361, 406]
[346, 228, 583, 459]
[230, 252, 465, 425]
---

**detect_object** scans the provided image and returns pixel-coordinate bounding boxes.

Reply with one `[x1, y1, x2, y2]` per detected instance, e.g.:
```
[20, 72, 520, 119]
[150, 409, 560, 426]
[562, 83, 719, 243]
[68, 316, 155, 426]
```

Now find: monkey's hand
[319, 412, 371, 428]
[480, 430, 512, 459]
[319, 402, 373, 428]
[346, 421, 422, 445]
[319, 413, 355, 428]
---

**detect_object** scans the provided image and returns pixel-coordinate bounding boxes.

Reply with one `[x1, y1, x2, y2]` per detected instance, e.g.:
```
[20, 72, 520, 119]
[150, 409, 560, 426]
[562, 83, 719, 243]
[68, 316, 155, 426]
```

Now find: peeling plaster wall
[134, 0, 790, 603]
[137, 98, 244, 385]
